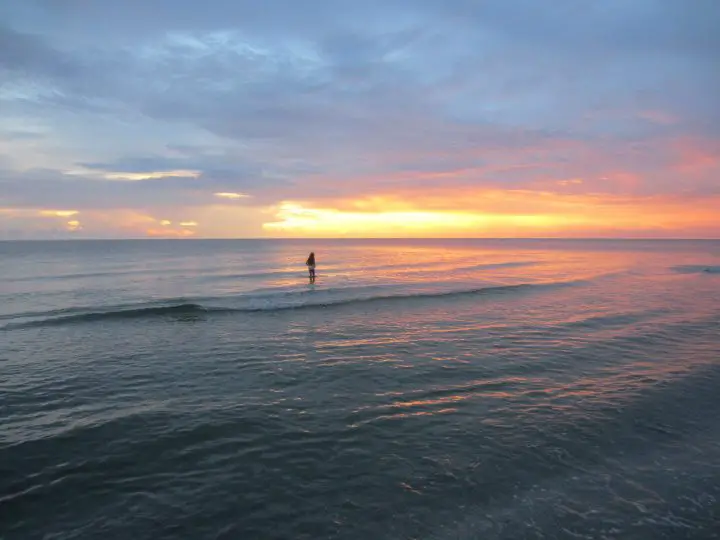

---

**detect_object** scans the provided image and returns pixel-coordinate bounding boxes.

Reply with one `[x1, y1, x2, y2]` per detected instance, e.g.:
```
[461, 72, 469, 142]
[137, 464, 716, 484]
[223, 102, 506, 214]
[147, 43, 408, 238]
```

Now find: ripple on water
[2, 245, 720, 539]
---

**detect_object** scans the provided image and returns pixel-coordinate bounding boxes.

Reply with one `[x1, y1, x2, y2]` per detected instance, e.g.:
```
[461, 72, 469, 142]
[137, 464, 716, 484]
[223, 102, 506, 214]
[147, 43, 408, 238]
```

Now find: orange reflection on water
[350, 407, 458, 428]
[390, 395, 472, 409]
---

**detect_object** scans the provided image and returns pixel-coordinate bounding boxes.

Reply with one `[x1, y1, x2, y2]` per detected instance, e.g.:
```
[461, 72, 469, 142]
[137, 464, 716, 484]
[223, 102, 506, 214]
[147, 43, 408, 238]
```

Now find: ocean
[1, 238, 719, 539]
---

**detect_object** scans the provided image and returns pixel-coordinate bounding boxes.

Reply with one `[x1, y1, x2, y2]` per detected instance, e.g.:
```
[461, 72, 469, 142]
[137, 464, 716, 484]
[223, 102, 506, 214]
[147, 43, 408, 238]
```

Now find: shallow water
[1, 239, 719, 539]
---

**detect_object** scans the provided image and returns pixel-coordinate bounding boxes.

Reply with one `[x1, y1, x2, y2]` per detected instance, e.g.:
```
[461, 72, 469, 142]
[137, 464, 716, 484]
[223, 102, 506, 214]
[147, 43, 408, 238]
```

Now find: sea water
[1, 239, 719, 539]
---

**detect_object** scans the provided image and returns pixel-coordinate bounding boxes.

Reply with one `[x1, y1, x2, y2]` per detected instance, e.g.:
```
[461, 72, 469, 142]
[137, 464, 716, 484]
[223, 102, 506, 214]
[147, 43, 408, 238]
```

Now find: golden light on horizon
[260, 190, 720, 238]
[179, 221, 198, 227]
[39, 209, 79, 218]
[262, 201, 580, 237]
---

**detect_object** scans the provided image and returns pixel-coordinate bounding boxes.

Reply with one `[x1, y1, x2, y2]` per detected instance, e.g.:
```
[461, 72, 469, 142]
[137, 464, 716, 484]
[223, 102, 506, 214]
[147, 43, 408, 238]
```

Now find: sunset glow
[261, 187, 720, 237]
[263, 202, 577, 237]
[1, 2, 718, 239]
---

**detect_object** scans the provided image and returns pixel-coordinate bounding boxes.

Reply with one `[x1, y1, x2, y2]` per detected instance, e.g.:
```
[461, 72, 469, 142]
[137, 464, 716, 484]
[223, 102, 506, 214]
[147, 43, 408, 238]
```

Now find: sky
[1, 0, 718, 239]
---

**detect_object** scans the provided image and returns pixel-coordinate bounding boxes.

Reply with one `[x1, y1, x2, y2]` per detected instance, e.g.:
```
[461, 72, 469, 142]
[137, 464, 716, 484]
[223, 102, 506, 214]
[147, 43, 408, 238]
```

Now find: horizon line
[1, 237, 719, 242]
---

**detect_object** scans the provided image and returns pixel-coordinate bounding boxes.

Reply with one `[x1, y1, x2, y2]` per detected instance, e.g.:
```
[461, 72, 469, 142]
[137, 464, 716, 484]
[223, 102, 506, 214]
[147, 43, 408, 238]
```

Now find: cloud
[0, 163, 281, 211]
[38, 209, 78, 217]
[1, 0, 719, 237]
[556, 179, 583, 186]
[102, 170, 201, 181]
[66, 219, 81, 231]
[214, 192, 249, 200]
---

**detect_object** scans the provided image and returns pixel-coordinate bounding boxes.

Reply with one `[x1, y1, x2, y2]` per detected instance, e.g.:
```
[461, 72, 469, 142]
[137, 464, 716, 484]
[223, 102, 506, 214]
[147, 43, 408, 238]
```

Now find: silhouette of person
[306, 252, 316, 282]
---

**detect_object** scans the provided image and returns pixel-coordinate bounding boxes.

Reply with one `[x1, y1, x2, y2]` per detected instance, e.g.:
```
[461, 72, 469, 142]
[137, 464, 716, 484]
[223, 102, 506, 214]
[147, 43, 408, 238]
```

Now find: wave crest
[0, 281, 574, 330]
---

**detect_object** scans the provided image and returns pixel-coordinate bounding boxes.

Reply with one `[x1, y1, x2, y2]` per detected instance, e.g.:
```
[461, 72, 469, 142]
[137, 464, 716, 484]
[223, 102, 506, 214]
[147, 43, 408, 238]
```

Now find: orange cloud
[214, 192, 250, 200]
[556, 178, 583, 186]
[39, 209, 79, 217]
[66, 220, 82, 231]
[146, 228, 196, 238]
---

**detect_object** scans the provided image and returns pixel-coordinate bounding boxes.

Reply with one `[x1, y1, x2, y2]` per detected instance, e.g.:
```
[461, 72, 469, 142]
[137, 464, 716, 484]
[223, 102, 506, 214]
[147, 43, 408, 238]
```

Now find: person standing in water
[306, 252, 316, 282]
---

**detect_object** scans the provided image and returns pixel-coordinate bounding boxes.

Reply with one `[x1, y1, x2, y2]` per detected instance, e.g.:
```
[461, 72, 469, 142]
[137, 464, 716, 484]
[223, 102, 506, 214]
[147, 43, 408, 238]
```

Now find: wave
[2, 303, 216, 329]
[671, 264, 720, 274]
[1, 280, 580, 330]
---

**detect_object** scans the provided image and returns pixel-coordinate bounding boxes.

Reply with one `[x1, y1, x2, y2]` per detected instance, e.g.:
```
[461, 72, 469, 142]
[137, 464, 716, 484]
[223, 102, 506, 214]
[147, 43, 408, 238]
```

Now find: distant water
[1, 239, 719, 539]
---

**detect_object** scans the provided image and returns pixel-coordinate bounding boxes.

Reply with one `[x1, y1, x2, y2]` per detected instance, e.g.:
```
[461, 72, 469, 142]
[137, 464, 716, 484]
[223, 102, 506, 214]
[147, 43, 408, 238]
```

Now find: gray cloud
[0, 0, 718, 229]
[0, 24, 76, 77]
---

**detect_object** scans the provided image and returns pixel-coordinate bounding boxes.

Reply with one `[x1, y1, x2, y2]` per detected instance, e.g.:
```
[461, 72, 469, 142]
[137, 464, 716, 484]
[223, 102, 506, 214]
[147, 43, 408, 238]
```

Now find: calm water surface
[1, 239, 719, 539]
